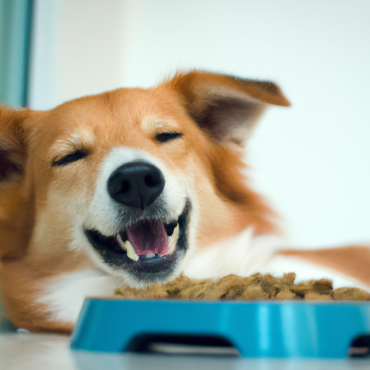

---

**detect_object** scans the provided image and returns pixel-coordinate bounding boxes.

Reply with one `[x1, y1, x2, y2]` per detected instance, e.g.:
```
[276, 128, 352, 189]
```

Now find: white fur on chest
[37, 270, 118, 324]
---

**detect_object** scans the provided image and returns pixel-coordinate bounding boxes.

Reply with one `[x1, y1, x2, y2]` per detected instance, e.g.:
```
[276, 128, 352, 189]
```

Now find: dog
[1, 70, 369, 333]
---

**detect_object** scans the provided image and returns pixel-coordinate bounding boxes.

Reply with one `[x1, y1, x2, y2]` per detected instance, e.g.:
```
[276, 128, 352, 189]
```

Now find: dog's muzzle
[84, 161, 191, 283]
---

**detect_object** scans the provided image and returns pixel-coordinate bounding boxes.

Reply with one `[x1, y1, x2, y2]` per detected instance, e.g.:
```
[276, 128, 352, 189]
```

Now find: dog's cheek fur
[209, 144, 278, 234]
[0, 181, 33, 259]
[26, 156, 101, 269]
[176, 129, 277, 250]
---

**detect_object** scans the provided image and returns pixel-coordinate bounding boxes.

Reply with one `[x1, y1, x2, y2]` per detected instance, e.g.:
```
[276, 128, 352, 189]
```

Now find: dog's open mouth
[86, 220, 179, 262]
[84, 200, 191, 283]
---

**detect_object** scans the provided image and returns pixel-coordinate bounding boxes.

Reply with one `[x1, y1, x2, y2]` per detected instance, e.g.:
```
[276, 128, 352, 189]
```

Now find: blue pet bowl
[71, 298, 370, 358]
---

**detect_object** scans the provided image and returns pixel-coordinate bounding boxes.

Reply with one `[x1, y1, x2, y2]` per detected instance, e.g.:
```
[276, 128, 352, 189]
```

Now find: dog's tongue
[126, 220, 168, 256]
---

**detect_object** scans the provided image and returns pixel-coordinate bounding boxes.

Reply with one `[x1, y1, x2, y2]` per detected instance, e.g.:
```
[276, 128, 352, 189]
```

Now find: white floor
[0, 332, 370, 370]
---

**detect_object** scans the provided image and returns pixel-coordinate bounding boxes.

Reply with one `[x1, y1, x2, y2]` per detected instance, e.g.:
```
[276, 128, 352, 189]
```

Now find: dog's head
[0, 71, 289, 286]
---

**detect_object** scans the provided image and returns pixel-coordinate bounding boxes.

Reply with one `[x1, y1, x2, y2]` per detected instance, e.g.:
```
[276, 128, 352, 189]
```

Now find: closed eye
[155, 132, 183, 143]
[53, 151, 87, 167]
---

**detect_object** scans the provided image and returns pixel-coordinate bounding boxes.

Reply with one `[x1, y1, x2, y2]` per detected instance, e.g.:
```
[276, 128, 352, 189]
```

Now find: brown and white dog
[1, 71, 369, 333]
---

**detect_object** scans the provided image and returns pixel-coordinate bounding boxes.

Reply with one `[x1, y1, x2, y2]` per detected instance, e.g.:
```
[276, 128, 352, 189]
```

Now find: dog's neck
[185, 227, 283, 279]
[195, 187, 279, 250]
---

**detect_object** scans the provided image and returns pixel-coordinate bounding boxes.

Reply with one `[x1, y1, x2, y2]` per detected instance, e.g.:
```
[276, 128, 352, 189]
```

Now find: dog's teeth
[117, 234, 127, 250]
[168, 224, 179, 255]
[125, 240, 139, 261]
[117, 235, 139, 261]
[146, 253, 155, 259]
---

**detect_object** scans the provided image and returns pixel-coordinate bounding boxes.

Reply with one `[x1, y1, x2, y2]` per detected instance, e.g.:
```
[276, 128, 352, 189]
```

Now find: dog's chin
[84, 200, 191, 284]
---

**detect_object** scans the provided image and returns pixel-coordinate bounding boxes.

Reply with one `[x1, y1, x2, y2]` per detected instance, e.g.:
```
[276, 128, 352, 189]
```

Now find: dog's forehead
[27, 87, 185, 146]
[53, 87, 184, 135]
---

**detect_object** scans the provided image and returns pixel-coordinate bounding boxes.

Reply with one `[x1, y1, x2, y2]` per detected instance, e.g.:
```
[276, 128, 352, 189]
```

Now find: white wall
[28, 0, 126, 108]
[29, 0, 370, 248]
[27, 0, 60, 110]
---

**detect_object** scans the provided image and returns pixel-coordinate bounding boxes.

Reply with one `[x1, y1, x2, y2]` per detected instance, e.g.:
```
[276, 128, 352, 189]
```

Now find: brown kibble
[115, 283, 168, 299]
[114, 274, 370, 302]
[289, 286, 311, 298]
[280, 273, 296, 285]
[305, 292, 333, 301]
[331, 287, 370, 301]
[312, 279, 333, 291]
[239, 285, 270, 299]
[275, 290, 300, 300]
[176, 283, 209, 299]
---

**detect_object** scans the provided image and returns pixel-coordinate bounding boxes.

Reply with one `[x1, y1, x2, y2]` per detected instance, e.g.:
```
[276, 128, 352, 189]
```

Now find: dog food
[115, 273, 370, 301]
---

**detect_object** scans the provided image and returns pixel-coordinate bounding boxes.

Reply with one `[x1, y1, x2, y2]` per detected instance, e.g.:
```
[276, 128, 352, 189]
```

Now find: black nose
[107, 162, 165, 209]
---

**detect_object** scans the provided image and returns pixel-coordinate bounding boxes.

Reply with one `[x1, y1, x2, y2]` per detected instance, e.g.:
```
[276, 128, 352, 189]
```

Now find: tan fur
[278, 247, 370, 287]
[115, 274, 370, 301]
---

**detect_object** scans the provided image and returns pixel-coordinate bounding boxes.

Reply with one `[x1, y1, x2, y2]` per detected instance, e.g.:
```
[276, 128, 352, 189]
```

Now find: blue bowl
[71, 299, 370, 358]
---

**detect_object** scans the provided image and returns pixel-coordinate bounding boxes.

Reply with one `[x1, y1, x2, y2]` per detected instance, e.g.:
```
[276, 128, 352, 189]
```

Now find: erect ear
[0, 106, 33, 182]
[166, 71, 290, 147]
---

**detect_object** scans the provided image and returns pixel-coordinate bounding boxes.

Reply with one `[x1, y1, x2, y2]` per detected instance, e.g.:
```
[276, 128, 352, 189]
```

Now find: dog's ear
[0, 106, 33, 182]
[166, 71, 290, 147]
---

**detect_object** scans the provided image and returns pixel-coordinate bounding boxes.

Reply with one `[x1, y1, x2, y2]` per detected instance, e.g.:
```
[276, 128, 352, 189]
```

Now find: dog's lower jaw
[85, 199, 192, 285]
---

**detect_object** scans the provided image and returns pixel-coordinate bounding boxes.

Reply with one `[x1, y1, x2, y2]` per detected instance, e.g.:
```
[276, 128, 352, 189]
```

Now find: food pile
[116, 273, 370, 301]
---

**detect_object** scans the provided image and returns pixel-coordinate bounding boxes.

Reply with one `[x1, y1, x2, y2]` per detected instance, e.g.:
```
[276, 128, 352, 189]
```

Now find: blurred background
[1, 0, 370, 249]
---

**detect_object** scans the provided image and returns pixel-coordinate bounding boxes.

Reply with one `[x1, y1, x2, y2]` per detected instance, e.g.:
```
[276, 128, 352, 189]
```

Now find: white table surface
[1, 332, 370, 370]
